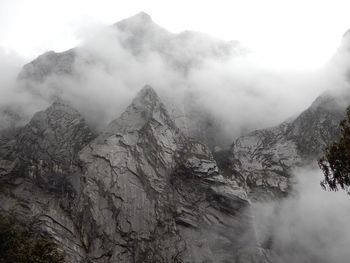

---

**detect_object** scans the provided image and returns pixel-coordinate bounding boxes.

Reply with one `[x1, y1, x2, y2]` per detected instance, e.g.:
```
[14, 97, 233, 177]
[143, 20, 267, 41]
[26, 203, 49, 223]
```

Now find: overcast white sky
[1, 0, 350, 69]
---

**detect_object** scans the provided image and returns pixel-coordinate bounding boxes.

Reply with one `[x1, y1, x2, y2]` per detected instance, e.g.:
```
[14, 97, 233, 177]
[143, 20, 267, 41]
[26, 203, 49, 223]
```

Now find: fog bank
[253, 167, 350, 263]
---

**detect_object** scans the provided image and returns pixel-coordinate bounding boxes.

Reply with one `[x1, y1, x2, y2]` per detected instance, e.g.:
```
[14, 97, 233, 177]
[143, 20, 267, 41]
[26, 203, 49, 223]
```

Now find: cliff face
[18, 49, 76, 82]
[0, 14, 267, 262]
[0, 86, 268, 263]
[4, 11, 350, 263]
[230, 93, 347, 201]
[0, 98, 95, 261]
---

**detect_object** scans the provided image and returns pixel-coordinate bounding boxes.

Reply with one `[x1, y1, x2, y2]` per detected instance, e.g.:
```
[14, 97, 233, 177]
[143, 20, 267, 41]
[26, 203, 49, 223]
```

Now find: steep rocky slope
[0, 98, 95, 261]
[18, 49, 76, 82]
[8, 11, 350, 261]
[0, 86, 269, 263]
[231, 93, 348, 200]
[75, 86, 267, 262]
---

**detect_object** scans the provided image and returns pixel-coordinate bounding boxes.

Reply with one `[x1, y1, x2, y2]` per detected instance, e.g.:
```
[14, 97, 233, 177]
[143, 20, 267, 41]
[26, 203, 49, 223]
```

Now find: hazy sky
[1, 0, 350, 69]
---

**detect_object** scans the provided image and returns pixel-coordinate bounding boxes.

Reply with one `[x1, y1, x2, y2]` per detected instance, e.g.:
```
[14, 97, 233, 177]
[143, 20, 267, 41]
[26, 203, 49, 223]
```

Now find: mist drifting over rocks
[2, 12, 349, 142]
[1, 11, 350, 263]
[253, 168, 350, 263]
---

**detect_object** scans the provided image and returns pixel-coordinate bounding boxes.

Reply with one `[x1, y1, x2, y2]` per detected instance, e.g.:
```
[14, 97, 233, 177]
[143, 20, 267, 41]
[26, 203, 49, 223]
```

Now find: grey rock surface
[0, 98, 95, 262]
[4, 13, 350, 262]
[0, 86, 268, 263]
[77, 86, 266, 262]
[18, 49, 76, 82]
[231, 93, 347, 201]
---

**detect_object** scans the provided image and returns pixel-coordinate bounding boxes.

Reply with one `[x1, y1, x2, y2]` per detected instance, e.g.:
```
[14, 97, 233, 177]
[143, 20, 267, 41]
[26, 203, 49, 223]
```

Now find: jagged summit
[115, 11, 161, 32]
[118, 11, 153, 23]
[137, 84, 156, 99]
[130, 85, 164, 112]
[31, 98, 85, 125]
[101, 85, 177, 137]
[51, 96, 73, 108]
[76, 82, 260, 262]
[309, 90, 350, 112]
[18, 12, 243, 87]
[309, 94, 342, 112]
[126, 11, 152, 22]
[231, 92, 348, 201]
[139, 84, 155, 92]
[0, 98, 94, 197]
[17, 99, 94, 160]
[18, 48, 75, 81]
[48, 97, 88, 118]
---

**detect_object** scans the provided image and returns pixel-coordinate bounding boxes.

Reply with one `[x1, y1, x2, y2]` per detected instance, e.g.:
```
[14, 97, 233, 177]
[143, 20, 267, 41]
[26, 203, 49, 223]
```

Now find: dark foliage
[319, 106, 350, 192]
[0, 214, 65, 263]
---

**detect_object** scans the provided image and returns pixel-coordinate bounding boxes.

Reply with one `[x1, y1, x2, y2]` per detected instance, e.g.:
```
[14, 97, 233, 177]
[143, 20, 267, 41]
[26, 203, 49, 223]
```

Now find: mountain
[4, 12, 350, 262]
[114, 12, 243, 73]
[230, 92, 348, 201]
[18, 49, 76, 82]
[0, 98, 95, 261]
[0, 86, 269, 262]
[15, 12, 246, 149]
[18, 12, 243, 83]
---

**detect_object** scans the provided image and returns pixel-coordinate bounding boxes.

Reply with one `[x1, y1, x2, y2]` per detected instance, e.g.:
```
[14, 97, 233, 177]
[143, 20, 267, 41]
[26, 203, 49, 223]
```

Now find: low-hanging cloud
[0, 47, 24, 103]
[253, 167, 350, 263]
[1, 13, 350, 263]
[2, 16, 350, 141]
[0, 48, 47, 127]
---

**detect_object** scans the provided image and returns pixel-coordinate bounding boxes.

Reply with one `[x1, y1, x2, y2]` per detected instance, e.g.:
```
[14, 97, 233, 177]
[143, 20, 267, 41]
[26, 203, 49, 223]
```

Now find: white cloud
[1, 0, 350, 69]
[253, 167, 350, 262]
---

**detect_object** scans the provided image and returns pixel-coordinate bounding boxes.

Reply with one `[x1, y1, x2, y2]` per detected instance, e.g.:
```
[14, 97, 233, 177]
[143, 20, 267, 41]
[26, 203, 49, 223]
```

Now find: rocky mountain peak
[0, 83, 269, 262]
[133, 84, 161, 107]
[309, 93, 346, 112]
[18, 49, 75, 82]
[103, 85, 177, 136]
[0, 100, 95, 261]
[48, 97, 81, 115]
[75, 86, 264, 262]
[115, 11, 160, 33]
[129, 11, 152, 23]
[13, 99, 94, 170]
[27, 99, 90, 136]
[17, 12, 244, 92]
[230, 91, 349, 201]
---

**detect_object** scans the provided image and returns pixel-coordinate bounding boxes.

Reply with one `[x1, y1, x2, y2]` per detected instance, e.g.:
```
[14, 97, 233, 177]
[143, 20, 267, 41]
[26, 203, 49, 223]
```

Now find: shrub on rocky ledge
[0, 214, 65, 263]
